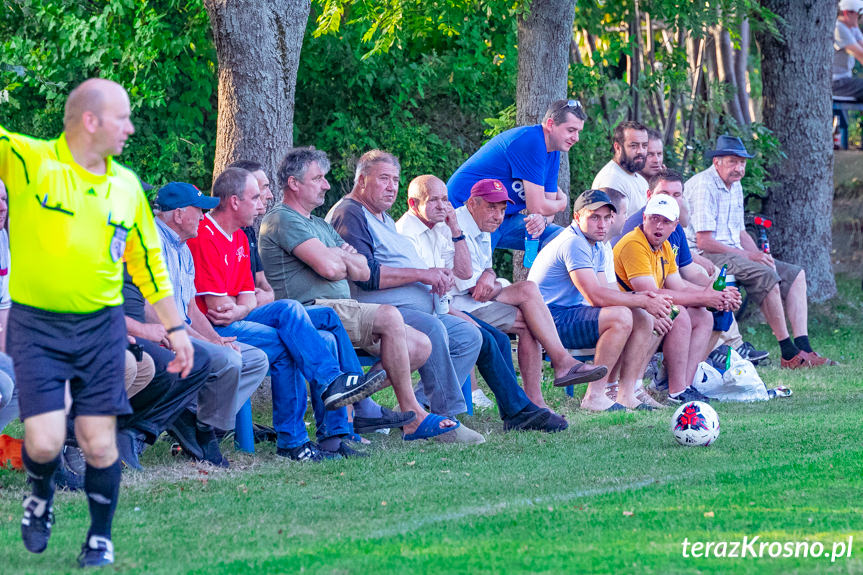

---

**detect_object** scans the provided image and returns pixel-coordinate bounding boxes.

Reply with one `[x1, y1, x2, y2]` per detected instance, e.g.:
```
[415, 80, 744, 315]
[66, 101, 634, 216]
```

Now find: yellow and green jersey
[0, 125, 173, 313]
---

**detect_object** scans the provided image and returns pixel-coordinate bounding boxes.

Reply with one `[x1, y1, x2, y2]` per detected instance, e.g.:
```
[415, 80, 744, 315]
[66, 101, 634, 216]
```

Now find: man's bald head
[407, 174, 446, 203]
[64, 78, 127, 129]
[407, 175, 450, 225]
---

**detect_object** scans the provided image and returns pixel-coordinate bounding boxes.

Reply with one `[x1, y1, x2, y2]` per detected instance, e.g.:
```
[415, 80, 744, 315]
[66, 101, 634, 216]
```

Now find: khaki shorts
[702, 253, 802, 307]
[466, 301, 519, 332]
[312, 299, 381, 352]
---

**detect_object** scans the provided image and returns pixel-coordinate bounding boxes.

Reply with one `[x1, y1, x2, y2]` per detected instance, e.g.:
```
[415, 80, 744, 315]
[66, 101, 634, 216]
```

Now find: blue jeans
[467, 315, 533, 420]
[214, 300, 355, 449]
[492, 213, 564, 251]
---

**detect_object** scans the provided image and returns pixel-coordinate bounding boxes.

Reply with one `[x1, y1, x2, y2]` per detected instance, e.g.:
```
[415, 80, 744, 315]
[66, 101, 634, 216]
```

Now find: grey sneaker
[737, 342, 769, 364]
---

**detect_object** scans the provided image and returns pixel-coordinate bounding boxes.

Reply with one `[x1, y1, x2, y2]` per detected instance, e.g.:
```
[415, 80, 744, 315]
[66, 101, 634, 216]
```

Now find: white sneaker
[471, 389, 494, 408]
[434, 423, 486, 445]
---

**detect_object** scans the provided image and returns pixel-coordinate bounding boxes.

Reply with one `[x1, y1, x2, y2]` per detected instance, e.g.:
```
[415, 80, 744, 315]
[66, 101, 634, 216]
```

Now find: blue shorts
[712, 310, 733, 332]
[8, 303, 130, 420]
[548, 304, 602, 350]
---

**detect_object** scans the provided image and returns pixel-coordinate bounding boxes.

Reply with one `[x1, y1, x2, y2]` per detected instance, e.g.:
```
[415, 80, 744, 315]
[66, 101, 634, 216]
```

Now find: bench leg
[234, 398, 255, 453]
[462, 376, 473, 416]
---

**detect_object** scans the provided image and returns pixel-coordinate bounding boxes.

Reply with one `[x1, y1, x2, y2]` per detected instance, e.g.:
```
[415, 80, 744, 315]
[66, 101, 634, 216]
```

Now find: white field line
[366, 477, 659, 539]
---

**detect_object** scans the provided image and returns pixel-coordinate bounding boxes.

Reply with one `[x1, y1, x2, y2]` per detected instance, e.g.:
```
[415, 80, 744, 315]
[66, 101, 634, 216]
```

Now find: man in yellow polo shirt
[614, 195, 735, 404]
[0, 78, 194, 567]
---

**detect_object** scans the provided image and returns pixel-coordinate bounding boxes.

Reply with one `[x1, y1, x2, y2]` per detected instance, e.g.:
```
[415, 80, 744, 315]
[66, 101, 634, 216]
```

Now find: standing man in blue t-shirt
[447, 99, 586, 250]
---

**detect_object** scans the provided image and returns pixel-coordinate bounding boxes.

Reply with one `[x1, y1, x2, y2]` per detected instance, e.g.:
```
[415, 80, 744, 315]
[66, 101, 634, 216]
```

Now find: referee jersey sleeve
[0, 125, 52, 191]
[124, 184, 174, 305]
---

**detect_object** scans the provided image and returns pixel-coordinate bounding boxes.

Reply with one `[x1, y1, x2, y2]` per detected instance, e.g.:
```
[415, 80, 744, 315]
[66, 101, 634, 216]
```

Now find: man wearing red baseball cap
[447, 178, 607, 408]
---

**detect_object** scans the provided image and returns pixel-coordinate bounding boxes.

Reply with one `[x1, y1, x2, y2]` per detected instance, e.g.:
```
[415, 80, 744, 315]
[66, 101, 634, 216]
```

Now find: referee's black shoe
[322, 369, 388, 410]
[77, 535, 114, 567]
[21, 495, 53, 553]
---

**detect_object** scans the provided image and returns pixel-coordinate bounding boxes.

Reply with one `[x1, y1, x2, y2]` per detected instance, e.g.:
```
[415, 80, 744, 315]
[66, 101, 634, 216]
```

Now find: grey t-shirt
[834, 20, 863, 81]
[326, 198, 433, 313]
[259, 203, 350, 304]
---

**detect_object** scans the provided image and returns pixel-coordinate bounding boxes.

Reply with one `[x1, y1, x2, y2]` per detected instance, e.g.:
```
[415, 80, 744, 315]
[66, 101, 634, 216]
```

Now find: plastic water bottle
[523, 235, 539, 268]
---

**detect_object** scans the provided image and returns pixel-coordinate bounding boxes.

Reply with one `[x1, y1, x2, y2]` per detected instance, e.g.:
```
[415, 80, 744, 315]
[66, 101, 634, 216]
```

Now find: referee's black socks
[21, 445, 59, 508]
[84, 460, 121, 540]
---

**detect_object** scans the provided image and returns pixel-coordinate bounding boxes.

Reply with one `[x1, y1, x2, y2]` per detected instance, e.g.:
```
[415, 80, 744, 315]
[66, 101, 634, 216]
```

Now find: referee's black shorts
[8, 302, 131, 420]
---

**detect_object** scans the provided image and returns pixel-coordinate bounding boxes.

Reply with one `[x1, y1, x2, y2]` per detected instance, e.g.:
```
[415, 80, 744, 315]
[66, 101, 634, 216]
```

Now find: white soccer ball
[670, 401, 720, 447]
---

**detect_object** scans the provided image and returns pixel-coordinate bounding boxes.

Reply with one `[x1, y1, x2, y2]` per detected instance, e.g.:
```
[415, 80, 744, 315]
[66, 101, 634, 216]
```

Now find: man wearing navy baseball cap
[138, 182, 269, 468]
[154, 182, 221, 212]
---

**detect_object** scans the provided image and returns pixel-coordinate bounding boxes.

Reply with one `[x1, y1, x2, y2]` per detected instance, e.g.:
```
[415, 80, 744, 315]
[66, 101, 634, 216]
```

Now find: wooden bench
[833, 96, 863, 149]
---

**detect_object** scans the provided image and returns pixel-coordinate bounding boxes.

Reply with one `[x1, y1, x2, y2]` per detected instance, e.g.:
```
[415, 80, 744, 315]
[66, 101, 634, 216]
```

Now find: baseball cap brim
[190, 195, 221, 210]
[582, 200, 616, 212]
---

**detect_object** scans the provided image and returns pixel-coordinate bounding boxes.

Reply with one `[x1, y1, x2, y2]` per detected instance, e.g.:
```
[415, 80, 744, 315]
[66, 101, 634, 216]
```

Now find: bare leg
[784, 270, 809, 338]
[663, 306, 693, 396]
[581, 307, 632, 411]
[23, 410, 67, 463]
[75, 415, 118, 468]
[616, 308, 660, 408]
[495, 282, 580, 377]
[760, 284, 790, 341]
[372, 307, 454, 433]
[685, 306, 714, 388]
[511, 322, 546, 409]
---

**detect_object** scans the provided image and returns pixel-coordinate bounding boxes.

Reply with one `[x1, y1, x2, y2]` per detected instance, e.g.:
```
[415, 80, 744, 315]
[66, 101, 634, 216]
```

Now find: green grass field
[2, 275, 862, 574]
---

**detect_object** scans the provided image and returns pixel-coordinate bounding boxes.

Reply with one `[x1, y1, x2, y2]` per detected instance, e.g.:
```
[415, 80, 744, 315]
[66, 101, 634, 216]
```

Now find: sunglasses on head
[554, 99, 583, 114]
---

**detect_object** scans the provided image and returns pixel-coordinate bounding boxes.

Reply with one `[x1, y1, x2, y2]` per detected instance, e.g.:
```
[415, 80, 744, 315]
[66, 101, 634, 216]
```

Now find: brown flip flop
[553, 363, 608, 387]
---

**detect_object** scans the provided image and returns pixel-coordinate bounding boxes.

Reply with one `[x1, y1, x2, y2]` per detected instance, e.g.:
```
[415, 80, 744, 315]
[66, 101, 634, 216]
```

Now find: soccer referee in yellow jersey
[0, 78, 195, 568]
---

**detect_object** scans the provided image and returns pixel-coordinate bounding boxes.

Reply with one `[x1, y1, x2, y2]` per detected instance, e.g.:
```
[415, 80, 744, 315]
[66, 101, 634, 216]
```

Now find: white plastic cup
[433, 293, 451, 315]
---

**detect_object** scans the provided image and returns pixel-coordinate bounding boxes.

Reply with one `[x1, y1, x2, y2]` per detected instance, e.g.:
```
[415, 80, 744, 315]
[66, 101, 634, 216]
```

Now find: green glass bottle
[669, 304, 680, 321]
[707, 265, 728, 312]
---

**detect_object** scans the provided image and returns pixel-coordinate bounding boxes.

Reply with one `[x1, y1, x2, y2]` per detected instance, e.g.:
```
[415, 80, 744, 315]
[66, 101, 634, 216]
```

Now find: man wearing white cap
[833, 0, 863, 100]
[614, 195, 734, 403]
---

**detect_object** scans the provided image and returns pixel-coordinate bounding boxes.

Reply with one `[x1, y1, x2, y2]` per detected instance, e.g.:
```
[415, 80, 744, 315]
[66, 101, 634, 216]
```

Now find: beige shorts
[466, 301, 519, 332]
[702, 253, 802, 307]
[312, 299, 381, 352]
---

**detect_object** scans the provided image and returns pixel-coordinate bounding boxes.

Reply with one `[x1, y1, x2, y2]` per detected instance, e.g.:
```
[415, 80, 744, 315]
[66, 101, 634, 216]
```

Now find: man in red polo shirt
[187, 167, 387, 461]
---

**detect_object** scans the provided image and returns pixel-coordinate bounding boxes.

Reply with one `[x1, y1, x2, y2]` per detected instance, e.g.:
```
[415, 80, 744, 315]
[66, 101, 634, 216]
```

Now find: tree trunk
[757, 0, 836, 302]
[514, 0, 577, 281]
[203, 0, 310, 201]
[733, 18, 752, 125]
[715, 27, 745, 126]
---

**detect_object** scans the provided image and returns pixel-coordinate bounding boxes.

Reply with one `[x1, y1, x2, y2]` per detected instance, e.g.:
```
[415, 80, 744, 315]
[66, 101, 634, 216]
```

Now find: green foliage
[298, 4, 520, 216]
[0, 0, 216, 188]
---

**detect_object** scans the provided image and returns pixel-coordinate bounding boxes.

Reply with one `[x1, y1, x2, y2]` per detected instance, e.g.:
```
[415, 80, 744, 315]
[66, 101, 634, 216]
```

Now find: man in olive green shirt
[259, 147, 462, 442]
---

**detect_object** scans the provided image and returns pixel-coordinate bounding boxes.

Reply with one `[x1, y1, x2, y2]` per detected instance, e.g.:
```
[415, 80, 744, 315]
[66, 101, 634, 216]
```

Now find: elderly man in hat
[685, 135, 836, 368]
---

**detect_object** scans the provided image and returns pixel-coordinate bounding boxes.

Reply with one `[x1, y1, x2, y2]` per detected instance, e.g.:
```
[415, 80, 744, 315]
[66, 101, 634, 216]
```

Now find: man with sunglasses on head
[447, 99, 586, 251]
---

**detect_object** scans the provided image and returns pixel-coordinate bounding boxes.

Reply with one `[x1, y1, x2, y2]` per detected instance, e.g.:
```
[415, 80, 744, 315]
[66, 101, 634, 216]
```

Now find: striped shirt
[0, 125, 172, 312]
[156, 218, 197, 325]
[684, 165, 745, 250]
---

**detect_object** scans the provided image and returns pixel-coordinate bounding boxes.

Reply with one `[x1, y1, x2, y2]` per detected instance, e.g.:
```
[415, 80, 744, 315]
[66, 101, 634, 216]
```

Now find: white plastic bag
[692, 351, 769, 402]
